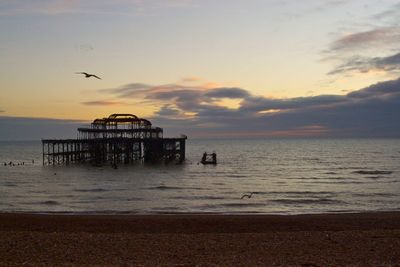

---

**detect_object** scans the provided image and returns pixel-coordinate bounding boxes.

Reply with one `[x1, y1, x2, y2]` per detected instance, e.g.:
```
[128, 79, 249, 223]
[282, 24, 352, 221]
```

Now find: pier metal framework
[42, 114, 187, 166]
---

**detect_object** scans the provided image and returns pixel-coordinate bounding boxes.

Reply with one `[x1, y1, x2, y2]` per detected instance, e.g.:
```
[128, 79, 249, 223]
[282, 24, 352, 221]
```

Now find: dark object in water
[353, 170, 393, 175]
[112, 162, 118, 169]
[241, 192, 254, 199]
[201, 152, 217, 165]
[92, 162, 103, 167]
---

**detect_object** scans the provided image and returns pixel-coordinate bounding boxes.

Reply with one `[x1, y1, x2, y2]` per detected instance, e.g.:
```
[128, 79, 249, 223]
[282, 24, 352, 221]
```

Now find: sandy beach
[1, 212, 400, 266]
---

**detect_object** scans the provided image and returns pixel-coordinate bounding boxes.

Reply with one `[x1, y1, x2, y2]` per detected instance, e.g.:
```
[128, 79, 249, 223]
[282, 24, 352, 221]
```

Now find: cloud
[2, 77, 400, 139]
[373, 2, 400, 23]
[75, 43, 94, 53]
[324, 25, 400, 76]
[156, 105, 186, 120]
[347, 78, 400, 98]
[99, 83, 155, 98]
[2, 75, 400, 139]
[329, 27, 400, 53]
[0, 0, 195, 16]
[239, 94, 347, 113]
[180, 77, 203, 83]
[0, 116, 87, 140]
[328, 52, 400, 75]
[0, 0, 80, 16]
[324, 0, 348, 7]
[81, 100, 127, 106]
[323, 2, 400, 76]
[96, 77, 400, 138]
[204, 88, 250, 99]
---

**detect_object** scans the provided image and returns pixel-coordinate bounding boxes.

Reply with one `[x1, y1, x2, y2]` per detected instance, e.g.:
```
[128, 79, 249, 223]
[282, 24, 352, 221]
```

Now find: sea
[0, 139, 399, 215]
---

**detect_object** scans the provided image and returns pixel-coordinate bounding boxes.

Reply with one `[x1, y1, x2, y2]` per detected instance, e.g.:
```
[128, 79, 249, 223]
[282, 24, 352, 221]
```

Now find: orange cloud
[180, 76, 203, 83]
[81, 100, 128, 106]
[257, 109, 281, 115]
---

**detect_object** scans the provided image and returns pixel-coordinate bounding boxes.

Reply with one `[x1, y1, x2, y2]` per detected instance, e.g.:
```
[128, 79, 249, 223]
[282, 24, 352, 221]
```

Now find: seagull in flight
[240, 192, 254, 199]
[76, 72, 101, 80]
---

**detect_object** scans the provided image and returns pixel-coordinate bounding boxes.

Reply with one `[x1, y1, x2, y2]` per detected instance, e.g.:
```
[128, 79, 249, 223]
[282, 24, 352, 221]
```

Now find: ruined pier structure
[42, 114, 187, 165]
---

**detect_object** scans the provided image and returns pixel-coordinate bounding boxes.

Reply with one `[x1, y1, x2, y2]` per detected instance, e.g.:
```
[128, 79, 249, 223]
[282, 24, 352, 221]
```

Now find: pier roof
[92, 114, 152, 127]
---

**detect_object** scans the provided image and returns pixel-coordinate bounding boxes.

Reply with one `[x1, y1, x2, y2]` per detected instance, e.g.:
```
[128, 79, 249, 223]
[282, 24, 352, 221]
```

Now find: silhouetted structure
[42, 114, 187, 166]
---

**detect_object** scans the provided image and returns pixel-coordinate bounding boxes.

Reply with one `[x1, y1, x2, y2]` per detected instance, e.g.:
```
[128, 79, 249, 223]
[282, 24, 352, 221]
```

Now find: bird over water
[76, 72, 101, 80]
[240, 192, 254, 199]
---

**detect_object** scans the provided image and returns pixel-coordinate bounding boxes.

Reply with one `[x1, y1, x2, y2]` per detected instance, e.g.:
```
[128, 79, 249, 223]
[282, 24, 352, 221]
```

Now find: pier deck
[41, 114, 187, 166]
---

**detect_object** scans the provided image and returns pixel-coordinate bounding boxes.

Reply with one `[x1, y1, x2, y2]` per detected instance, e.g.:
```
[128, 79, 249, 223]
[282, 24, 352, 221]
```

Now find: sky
[1, 0, 400, 139]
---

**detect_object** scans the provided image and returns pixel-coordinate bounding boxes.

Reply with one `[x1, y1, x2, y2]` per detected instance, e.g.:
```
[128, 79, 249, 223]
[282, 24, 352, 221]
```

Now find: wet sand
[1, 212, 400, 266]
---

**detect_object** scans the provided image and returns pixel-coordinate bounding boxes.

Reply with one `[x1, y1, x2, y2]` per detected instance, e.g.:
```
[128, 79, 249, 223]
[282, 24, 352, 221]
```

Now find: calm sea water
[0, 139, 399, 215]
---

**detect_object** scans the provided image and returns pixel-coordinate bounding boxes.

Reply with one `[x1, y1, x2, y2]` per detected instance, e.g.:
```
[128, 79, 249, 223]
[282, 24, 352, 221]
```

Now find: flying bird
[240, 192, 254, 199]
[76, 72, 101, 80]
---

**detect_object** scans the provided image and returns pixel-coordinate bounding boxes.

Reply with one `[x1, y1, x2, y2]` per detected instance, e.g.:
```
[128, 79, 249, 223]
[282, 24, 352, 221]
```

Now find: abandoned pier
[42, 114, 187, 166]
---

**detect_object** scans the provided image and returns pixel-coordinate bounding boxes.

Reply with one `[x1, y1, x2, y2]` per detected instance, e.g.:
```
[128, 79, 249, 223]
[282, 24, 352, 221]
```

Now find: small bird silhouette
[76, 72, 101, 80]
[240, 192, 254, 199]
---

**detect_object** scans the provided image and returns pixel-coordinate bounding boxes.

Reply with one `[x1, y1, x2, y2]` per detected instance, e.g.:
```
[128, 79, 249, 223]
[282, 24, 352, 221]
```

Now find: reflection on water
[0, 139, 399, 214]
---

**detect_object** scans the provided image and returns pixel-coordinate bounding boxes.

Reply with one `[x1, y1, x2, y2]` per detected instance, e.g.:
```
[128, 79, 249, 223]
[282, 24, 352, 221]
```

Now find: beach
[1, 212, 400, 266]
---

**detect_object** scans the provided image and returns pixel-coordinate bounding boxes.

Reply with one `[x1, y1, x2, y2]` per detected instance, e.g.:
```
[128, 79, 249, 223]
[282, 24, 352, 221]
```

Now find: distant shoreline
[2, 137, 400, 142]
[1, 211, 400, 265]
[2, 211, 400, 232]
[0, 210, 399, 216]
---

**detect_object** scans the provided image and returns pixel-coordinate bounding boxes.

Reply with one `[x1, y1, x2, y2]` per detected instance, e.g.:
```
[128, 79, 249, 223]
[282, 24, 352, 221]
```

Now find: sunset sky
[1, 0, 400, 139]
